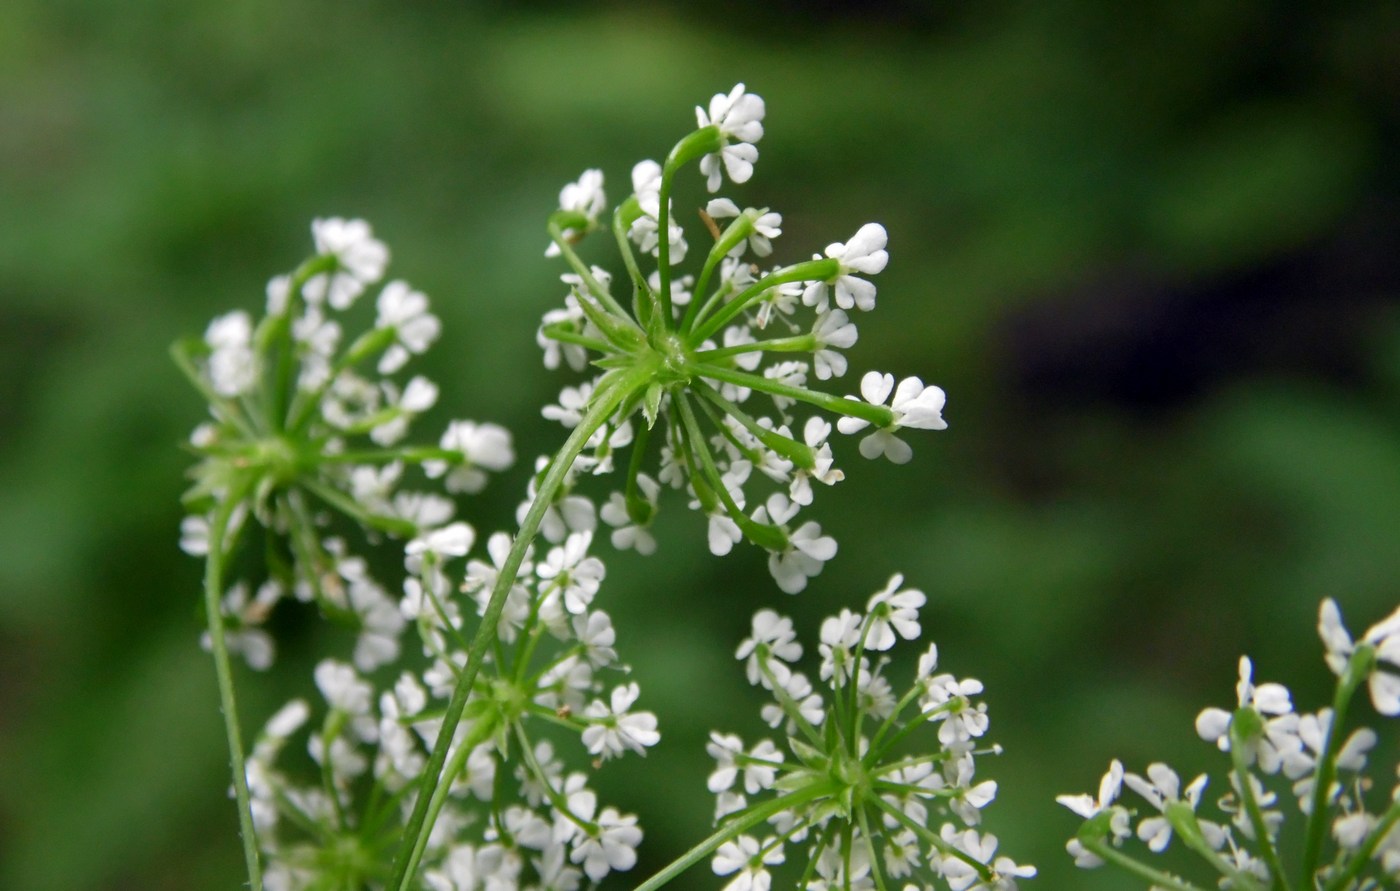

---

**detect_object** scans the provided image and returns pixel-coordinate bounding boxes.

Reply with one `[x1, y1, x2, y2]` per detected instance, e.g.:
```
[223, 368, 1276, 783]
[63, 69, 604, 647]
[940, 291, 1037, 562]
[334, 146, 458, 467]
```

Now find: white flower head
[696, 83, 765, 192]
[803, 223, 888, 312]
[304, 217, 389, 309]
[547, 168, 607, 257]
[837, 371, 948, 464]
[1319, 598, 1400, 715]
[375, 280, 441, 374]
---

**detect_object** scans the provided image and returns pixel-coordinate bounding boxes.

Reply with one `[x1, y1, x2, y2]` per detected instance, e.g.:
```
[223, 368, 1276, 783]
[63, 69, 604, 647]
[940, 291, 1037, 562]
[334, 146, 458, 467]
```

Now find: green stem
[689, 259, 837, 346]
[1079, 836, 1211, 891]
[202, 486, 264, 891]
[693, 335, 815, 363]
[872, 793, 991, 882]
[610, 204, 649, 302]
[386, 364, 651, 891]
[397, 714, 499, 885]
[856, 802, 889, 891]
[1323, 793, 1400, 891]
[170, 340, 260, 441]
[1301, 648, 1371, 879]
[632, 781, 836, 891]
[692, 363, 895, 429]
[1227, 726, 1291, 891]
[547, 220, 636, 326]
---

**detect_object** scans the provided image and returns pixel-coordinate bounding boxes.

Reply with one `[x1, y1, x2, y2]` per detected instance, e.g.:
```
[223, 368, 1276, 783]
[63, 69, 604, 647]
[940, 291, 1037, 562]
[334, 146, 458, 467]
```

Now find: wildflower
[303, 217, 389, 309]
[837, 371, 948, 464]
[703, 580, 1024, 891]
[695, 83, 765, 192]
[375, 280, 441, 374]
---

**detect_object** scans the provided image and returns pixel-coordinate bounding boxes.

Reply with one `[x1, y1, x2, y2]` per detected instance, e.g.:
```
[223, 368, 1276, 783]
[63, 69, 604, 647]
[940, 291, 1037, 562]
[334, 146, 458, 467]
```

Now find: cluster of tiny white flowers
[536, 84, 948, 594]
[179, 219, 514, 671]
[706, 575, 1033, 890]
[1059, 598, 1400, 889]
[247, 524, 653, 890]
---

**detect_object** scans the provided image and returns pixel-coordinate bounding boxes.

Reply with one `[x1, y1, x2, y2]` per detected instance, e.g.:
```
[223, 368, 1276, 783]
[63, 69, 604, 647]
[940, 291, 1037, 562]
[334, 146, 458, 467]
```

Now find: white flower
[313, 659, 372, 715]
[370, 375, 438, 446]
[712, 835, 784, 891]
[736, 609, 803, 688]
[547, 168, 606, 256]
[802, 223, 888, 312]
[754, 493, 836, 594]
[204, 310, 257, 397]
[347, 579, 405, 672]
[573, 610, 618, 669]
[600, 474, 660, 555]
[405, 521, 475, 572]
[696, 84, 765, 192]
[811, 310, 858, 380]
[1319, 598, 1400, 715]
[1122, 763, 1209, 852]
[865, 573, 926, 651]
[789, 417, 843, 506]
[628, 160, 688, 263]
[304, 217, 389, 309]
[375, 280, 441, 374]
[581, 682, 660, 760]
[706, 198, 782, 257]
[837, 371, 948, 464]
[819, 608, 862, 684]
[424, 420, 515, 494]
[1057, 759, 1125, 819]
[536, 531, 605, 615]
[1195, 656, 1299, 773]
[570, 807, 643, 882]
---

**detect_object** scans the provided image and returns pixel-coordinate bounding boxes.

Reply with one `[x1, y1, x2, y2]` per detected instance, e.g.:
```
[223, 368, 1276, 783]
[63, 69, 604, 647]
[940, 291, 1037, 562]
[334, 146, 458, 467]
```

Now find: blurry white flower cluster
[1060, 598, 1400, 890]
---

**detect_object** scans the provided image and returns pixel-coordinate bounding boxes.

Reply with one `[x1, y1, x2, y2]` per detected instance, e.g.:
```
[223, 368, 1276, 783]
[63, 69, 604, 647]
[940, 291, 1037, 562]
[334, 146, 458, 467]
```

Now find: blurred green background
[2, 1, 1399, 888]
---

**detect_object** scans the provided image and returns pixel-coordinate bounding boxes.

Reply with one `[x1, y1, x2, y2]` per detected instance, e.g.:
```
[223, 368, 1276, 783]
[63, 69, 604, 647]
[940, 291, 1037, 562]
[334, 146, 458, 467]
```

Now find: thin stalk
[386, 364, 652, 891]
[632, 781, 836, 891]
[1324, 794, 1400, 891]
[203, 485, 264, 891]
[693, 334, 815, 362]
[1227, 730, 1291, 891]
[693, 363, 895, 429]
[396, 713, 499, 886]
[689, 259, 837, 346]
[547, 220, 637, 326]
[1302, 649, 1371, 879]
[1079, 836, 1212, 891]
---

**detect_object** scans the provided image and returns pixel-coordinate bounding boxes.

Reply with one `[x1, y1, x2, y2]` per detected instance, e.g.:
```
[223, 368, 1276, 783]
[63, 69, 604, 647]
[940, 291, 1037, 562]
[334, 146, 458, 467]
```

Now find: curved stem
[689, 259, 837, 346]
[202, 486, 263, 891]
[386, 364, 651, 891]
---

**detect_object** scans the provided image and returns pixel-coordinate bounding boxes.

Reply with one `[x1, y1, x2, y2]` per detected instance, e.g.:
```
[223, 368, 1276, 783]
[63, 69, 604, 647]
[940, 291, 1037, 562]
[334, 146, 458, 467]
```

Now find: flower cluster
[535, 84, 948, 594]
[246, 525, 655, 890]
[700, 575, 1033, 891]
[1059, 598, 1400, 890]
[176, 218, 514, 670]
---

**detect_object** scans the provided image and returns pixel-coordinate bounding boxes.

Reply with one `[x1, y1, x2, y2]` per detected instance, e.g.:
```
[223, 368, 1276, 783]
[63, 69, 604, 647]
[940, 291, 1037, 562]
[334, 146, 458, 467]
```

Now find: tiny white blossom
[304, 217, 389, 309]
[802, 223, 889, 312]
[547, 168, 606, 256]
[581, 682, 660, 760]
[696, 84, 765, 192]
[837, 371, 948, 464]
